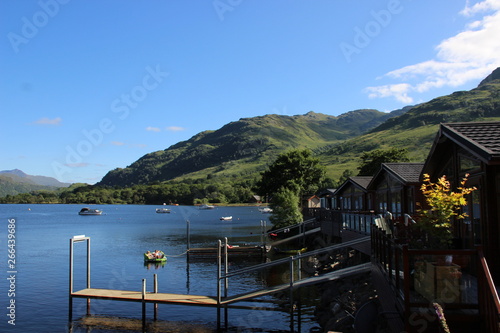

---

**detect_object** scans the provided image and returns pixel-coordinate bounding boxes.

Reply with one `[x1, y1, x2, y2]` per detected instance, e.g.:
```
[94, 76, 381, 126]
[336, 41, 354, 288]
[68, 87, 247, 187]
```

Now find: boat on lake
[259, 207, 272, 213]
[78, 207, 103, 215]
[144, 250, 167, 263]
[199, 204, 215, 209]
[220, 216, 232, 221]
[156, 208, 171, 213]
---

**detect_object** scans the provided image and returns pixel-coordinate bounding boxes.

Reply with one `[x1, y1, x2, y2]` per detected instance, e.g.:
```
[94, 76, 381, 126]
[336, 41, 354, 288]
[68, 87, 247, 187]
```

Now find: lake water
[0, 204, 320, 332]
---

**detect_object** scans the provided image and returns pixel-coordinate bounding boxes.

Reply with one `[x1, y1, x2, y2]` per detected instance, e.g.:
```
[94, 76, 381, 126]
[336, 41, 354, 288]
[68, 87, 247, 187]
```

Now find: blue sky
[1, 0, 499, 184]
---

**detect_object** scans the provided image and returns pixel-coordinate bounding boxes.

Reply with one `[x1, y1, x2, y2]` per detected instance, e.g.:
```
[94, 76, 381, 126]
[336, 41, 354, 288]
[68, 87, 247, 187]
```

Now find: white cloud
[166, 126, 185, 132]
[146, 126, 185, 132]
[461, 0, 500, 16]
[365, 0, 500, 103]
[111, 141, 125, 146]
[365, 83, 413, 104]
[33, 117, 62, 125]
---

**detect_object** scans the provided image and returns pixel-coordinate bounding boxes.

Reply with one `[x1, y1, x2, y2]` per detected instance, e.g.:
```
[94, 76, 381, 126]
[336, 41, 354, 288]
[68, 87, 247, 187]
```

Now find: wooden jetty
[71, 262, 371, 306]
[69, 234, 372, 332]
[72, 287, 219, 306]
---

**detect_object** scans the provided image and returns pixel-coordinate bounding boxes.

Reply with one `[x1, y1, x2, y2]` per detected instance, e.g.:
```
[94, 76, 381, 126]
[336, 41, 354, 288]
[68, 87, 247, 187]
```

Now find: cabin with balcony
[368, 163, 424, 221]
[307, 122, 500, 332]
[371, 122, 500, 333]
[334, 176, 373, 231]
[422, 122, 500, 280]
[317, 188, 335, 209]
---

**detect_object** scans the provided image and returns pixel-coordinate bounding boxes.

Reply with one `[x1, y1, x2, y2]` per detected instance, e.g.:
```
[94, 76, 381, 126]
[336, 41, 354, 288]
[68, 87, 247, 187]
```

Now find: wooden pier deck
[69, 235, 373, 331]
[71, 288, 219, 306]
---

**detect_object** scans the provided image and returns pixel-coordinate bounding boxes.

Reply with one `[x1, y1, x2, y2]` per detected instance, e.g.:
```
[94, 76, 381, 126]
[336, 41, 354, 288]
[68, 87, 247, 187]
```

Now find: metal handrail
[216, 235, 371, 332]
[223, 236, 370, 279]
[269, 218, 317, 235]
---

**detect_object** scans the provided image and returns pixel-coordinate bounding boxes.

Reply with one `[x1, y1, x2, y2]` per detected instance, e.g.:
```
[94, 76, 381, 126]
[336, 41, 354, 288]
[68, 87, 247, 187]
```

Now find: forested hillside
[98, 109, 404, 187]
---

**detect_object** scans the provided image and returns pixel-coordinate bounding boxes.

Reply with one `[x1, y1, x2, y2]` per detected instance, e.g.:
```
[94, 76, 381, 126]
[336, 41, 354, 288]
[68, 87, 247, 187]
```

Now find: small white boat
[78, 207, 103, 215]
[199, 204, 215, 210]
[220, 216, 232, 221]
[259, 207, 272, 213]
[156, 208, 171, 214]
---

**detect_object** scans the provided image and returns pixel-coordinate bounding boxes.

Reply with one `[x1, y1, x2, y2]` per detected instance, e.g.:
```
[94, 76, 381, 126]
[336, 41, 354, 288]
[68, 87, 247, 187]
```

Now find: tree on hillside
[336, 169, 354, 187]
[357, 148, 410, 176]
[256, 149, 325, 228]
[256, 149, 326, 200]
[269, 187, 303, 228]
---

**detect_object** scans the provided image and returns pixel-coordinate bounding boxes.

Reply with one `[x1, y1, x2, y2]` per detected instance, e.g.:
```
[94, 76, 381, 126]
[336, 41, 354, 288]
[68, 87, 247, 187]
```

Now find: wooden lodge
[309, 121, 500, 332]
[422, 122, 500, 280]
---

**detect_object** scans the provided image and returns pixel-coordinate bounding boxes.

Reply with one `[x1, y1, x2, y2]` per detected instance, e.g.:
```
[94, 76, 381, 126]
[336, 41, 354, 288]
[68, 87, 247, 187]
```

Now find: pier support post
[69, 238, 74, 323]
[289, 257, 294, 333]
[68, 236, 90, 326]
[217, 240, 222, 332]
[224, 237, 228, 330]
[142, 278, 146, 332]
[186, 220, 190, 255]
[154, 274, 158, 321]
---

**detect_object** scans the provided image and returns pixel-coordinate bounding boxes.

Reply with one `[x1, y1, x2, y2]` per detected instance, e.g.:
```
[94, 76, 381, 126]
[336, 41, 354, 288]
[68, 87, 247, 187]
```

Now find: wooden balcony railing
[477, 248, 500, 333]
[372, 225, 500, 333]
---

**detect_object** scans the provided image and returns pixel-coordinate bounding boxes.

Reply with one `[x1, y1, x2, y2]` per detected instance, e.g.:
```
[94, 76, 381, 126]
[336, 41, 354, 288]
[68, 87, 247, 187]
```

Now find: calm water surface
[0, 204, 319, 332]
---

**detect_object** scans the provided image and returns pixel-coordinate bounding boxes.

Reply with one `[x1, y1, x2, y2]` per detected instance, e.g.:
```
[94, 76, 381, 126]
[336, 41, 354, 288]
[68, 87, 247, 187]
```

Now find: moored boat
[220, 216, 232, 221]
[156, 208, 171, 213]
[144, 250, 167, 262]
[78, 207, 103, 215]
[199, 204, 215, 209]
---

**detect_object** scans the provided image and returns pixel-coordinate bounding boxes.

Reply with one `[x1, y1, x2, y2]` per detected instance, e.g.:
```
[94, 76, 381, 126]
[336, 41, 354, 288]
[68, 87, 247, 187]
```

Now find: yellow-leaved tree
[416, 173, 476, 248]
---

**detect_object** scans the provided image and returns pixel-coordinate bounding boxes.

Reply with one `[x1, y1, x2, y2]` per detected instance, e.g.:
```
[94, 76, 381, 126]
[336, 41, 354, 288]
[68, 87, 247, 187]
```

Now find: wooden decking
[71, 288, 219, 306]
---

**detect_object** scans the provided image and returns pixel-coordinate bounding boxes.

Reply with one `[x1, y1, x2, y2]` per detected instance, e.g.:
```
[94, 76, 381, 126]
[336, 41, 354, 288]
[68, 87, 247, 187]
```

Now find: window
[459, 153, 481, 174]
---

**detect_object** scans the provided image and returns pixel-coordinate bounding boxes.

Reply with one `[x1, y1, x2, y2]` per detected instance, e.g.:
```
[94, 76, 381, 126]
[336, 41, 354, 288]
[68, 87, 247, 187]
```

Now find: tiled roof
[443, 122, 500, 162]
[383, 163, 424, 183]
[349, 176, 373, 189]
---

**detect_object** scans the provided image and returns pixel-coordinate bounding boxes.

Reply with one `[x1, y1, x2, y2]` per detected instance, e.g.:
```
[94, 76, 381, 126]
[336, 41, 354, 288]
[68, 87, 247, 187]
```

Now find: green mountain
[98, 109, 403, 186]
[0, 169, 71, 197]
[98, 68, 500, 187]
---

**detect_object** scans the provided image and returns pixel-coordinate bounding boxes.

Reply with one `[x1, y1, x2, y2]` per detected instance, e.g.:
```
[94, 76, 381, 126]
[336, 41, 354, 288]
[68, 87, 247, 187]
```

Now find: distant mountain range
[4, 68, 500, 196]
[98, 67, 500, 187]
[0, 169, 71, 196]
